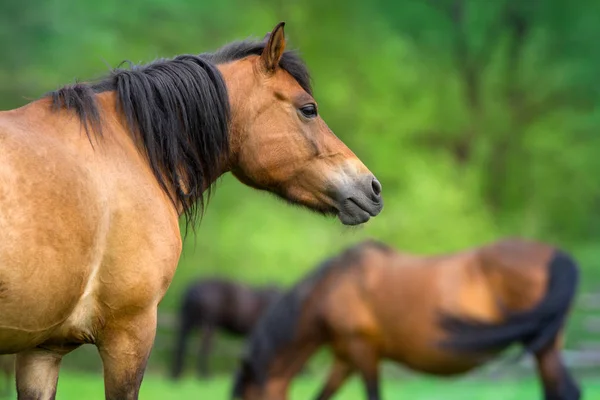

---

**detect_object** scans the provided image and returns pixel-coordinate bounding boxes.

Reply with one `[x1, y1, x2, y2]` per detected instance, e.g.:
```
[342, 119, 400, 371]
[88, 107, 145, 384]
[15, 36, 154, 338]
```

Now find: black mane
[231, 242, 382, 398]
[48, 39, 312, 227]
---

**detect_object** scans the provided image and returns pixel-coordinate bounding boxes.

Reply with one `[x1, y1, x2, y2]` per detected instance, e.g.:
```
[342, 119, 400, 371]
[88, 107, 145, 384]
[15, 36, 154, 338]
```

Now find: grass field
[3, 372, 589, 399]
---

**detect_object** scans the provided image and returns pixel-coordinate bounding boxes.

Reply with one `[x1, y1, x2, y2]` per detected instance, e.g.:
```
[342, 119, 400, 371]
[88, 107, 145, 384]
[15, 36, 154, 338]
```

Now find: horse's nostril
[371, 178, 382, 197]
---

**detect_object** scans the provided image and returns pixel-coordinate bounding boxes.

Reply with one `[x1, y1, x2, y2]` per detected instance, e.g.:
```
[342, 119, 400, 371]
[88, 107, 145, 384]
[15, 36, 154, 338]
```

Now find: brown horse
[232, 239, 580, 400]
[171, 278, 282, 379]
[0, 22, 383, 400]
[0, 355, 14, 398]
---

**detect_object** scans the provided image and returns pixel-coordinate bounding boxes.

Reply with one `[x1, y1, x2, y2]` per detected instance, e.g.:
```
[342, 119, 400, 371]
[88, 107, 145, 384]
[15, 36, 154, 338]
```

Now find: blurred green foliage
[2, 0, 600, 374]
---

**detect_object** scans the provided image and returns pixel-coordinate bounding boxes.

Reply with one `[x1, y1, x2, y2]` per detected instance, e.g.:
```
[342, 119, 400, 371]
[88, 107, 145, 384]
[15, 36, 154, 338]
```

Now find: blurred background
[2, 0, 600, 398]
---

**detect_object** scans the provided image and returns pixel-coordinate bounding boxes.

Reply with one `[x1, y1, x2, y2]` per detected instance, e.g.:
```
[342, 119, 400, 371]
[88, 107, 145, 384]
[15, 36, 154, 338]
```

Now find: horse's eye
[299, 104, 318, 119]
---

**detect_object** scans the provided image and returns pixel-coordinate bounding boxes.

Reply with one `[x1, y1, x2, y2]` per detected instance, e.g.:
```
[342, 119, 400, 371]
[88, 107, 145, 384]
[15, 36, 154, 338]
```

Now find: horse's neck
[95, 91, 231, 213]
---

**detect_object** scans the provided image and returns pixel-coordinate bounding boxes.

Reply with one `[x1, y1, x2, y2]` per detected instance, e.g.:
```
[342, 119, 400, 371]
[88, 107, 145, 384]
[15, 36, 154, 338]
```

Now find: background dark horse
[171, 279, 282, 379]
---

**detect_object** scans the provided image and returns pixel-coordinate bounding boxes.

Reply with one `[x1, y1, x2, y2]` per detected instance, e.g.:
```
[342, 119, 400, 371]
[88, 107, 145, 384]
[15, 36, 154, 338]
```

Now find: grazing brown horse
[0, 22, 383, 400]
[232, 239, 580, 400]
[171, 279, 282, 379]
[0, 355, 14, 398]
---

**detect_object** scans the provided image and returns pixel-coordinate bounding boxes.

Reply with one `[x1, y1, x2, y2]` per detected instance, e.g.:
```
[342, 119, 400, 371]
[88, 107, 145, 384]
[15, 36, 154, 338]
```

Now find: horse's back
[318, 239, 555, 326]
[475, 238, 557, 311]
[479, 238, 555, 271]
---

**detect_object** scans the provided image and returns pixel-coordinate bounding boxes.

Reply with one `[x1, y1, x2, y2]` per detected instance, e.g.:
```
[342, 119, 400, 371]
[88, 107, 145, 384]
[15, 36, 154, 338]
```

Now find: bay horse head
[217, 22, 383, 225]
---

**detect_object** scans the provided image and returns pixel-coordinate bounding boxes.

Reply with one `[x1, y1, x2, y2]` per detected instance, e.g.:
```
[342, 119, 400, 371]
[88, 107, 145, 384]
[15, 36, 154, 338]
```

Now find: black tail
[439, 250, 579, 355]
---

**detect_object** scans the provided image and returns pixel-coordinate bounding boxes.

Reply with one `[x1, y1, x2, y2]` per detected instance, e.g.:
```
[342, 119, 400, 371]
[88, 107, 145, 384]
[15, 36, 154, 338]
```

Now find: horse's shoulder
[478, 238, 555, 270]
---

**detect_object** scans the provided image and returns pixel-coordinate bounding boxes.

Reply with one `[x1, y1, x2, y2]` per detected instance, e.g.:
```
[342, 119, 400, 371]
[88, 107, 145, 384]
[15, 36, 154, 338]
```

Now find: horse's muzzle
[335, 175, 383, 225]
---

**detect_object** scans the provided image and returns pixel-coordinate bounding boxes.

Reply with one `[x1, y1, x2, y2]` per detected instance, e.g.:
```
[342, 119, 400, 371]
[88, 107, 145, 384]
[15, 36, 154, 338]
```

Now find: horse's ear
[261, 22, 286, 73]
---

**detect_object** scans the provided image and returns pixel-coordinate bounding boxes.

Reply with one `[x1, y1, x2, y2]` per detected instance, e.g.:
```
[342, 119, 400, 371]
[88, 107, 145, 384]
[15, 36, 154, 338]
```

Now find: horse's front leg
[98, 309, 157, 400]
[16, 348, 66, 400]
[198, 322, 214, 379]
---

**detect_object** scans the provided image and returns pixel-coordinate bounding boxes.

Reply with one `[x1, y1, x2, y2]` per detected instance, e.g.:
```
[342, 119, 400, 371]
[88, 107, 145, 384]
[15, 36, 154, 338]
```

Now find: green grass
[6, 372, 590, 399]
